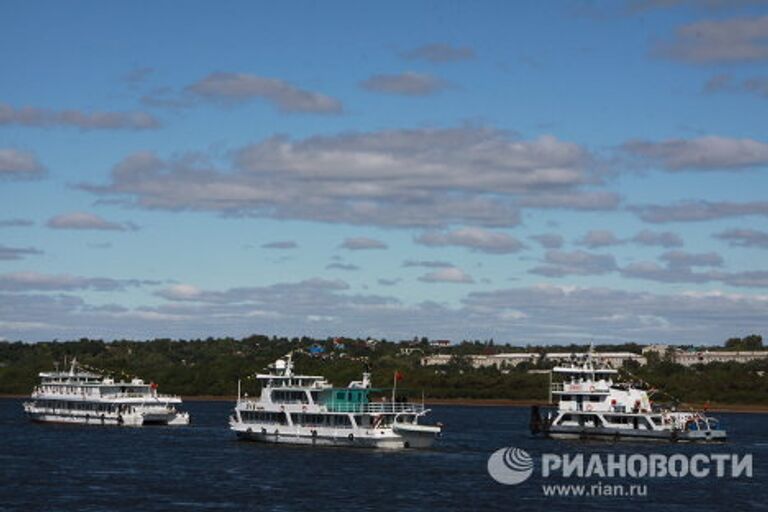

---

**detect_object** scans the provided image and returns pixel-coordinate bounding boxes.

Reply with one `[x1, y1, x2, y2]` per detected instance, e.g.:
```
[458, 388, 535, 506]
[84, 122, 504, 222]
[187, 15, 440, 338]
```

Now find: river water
[1, 398, 766, 511]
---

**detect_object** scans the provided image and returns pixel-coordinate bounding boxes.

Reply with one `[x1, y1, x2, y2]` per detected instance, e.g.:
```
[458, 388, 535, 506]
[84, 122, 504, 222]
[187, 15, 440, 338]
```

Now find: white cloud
[623, 136, 768, 170]
[529, 233, 564, 249]
[186, 72, 342, 114]
[0, 218, 34, 228]
[714, 228, 768, 248]
[418, 267, 474, 284]
[156, 284, 205, 301]
[660, 250, 723, 268]
[401, 43, 475, 62]
[402, 260, 454, 268]
[340, 237, 388, 250]
[83, 126, 607, 228]
[46, 212, 135, 231]
[0, 245, 42, 261]
[575, 230, 624, 248]
[261, 241, 298, 249]
[631, 200, 768, 223]
[326, 262, 360, 271]
[0, 271, 152, 292]
[0, 103, 159, 130]
[631, 229, 684, 247]
[416, 227, 524, 254]
[360, 72, 447, 96]
[529, 250, 618, 277]
[655, 16, 768, 63]
[0, 149, 45, 179]
[3, 280, 768, 344]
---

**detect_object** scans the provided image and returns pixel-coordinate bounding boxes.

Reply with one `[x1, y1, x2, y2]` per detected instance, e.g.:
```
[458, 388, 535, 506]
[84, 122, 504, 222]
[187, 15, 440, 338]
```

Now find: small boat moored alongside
[23, 359, 190, 426]
[530, 350, 726, 443]
[230, 354, 442, 449]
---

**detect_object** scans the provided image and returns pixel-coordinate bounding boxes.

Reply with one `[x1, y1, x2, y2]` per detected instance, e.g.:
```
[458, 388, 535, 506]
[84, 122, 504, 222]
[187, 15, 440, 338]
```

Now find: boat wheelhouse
[229, 354, 442, 449]
[530, 351, 726, 442]
[23, 359, 190, 426]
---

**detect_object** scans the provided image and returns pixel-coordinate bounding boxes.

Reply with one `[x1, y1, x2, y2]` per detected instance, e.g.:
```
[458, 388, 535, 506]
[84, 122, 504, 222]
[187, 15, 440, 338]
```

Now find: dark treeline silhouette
[1, 335, 766, 404]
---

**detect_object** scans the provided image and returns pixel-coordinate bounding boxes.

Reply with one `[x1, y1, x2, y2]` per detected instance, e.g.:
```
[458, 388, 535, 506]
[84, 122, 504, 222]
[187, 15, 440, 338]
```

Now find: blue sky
[2, 0, 768, 344]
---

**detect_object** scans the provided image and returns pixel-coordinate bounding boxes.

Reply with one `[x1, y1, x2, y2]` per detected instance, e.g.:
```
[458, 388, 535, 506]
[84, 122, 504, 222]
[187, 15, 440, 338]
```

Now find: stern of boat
[392, 420, 442, 448]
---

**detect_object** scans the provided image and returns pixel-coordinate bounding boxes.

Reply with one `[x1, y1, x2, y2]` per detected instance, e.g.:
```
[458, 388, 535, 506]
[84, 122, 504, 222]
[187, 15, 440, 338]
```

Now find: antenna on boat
[237, 378, 241, 404]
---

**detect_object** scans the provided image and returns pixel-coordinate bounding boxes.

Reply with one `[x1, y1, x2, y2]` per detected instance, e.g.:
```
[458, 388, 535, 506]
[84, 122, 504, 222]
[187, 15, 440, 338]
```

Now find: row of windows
[31, 400, 121, 412]
[560, 413, 657, 430]
[270, 390, 316, 404]
[560, 395, 605, 402]
[241, 411, 360, 428]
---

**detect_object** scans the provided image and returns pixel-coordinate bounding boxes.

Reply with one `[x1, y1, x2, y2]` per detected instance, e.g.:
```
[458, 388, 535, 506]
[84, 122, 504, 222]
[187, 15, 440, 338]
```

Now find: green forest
[1, 335, 767, 405]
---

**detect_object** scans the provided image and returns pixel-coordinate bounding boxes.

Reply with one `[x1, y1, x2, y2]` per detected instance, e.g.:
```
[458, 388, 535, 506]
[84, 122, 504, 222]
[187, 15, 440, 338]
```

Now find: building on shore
[420, 351, 644, 369]
[421, 346, 768, 370]
[543, 352, 646, 368]
[642, 345, 768, 366]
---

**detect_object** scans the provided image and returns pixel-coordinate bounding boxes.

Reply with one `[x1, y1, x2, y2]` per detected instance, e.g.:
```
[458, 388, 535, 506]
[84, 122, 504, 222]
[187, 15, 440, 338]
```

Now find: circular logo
[487, 447, 534, 485]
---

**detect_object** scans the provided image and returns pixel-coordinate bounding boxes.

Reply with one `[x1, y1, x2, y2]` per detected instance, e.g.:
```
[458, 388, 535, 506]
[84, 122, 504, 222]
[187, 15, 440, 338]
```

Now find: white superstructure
[531, 351, 726, 442]
[23, 359, 190, 426]
[229, 354, 442, 449]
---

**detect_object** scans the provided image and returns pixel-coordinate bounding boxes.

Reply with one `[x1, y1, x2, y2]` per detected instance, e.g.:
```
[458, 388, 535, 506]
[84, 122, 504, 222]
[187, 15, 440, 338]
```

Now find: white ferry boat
[530, 351, 726, 442]
[229, 354, 442, 449]
[23, 359, 190, 426]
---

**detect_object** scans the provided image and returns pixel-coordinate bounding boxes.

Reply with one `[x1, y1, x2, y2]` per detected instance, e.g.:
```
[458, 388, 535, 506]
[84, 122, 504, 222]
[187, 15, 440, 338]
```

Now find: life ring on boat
[261, 427, 267, 435]
[589, 386, 595, 393]
[586, 404, 593, 411]
[302, 405, 307, 412]
[348, 433, 354, 441]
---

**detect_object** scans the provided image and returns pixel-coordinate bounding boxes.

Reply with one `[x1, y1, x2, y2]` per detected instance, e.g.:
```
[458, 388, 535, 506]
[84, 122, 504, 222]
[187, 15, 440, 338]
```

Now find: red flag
[395, 370, 403, 382]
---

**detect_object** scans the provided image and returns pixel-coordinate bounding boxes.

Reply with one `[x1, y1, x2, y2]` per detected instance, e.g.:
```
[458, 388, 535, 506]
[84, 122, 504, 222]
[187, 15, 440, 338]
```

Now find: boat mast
[548, 370, 552, 404]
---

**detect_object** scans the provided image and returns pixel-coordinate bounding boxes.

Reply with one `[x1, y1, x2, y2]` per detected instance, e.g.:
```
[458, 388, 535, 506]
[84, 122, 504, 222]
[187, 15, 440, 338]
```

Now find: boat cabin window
[271, 390, 309, 404]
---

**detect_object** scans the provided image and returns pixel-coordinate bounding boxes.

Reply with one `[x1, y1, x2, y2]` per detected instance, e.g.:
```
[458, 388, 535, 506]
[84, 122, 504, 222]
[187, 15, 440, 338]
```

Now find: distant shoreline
[4, 393, 768, 413]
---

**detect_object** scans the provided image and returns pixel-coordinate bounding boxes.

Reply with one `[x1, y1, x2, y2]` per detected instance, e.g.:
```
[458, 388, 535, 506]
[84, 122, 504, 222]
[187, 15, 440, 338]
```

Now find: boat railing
[99, 391, 181, 400]
[33, 388, 181, 400]
[552, 381, 611, 393]
[324, 402, 425, 414]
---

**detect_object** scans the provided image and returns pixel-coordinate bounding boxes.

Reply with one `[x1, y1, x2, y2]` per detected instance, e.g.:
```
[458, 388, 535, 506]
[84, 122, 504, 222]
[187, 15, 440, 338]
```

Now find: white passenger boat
[530, 351, 726, 442]
[23, 359, 190, 426]
[229, 354, 442, 449]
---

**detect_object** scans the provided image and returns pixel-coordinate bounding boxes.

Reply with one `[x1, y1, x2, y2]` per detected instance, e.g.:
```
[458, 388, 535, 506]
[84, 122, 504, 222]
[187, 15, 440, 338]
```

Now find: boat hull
[542, 425, 726, 443]
[24, 405, 189, 427]
[231, 423, 438, 449]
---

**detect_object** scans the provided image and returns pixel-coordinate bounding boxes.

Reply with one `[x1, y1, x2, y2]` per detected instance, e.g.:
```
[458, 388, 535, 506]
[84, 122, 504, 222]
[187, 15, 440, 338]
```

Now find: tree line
[0, 335, 766, 404]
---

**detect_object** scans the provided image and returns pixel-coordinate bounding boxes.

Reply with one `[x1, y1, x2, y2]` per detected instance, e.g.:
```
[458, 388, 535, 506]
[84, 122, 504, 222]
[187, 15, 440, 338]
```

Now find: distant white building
[420, 354, 456, 366]
[421, 351, 644, 369]
[545, 352, 646, 368]
[673, 350, 768, 366]
[641, 345, 768, 366]
[641, 344, 669, 356]
[470, 353, 539, 368]
[421, 347, 767, 369]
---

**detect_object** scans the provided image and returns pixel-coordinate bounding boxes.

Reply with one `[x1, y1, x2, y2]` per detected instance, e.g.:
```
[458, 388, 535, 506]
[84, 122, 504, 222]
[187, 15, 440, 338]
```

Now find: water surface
[1, 398, 766, 511]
